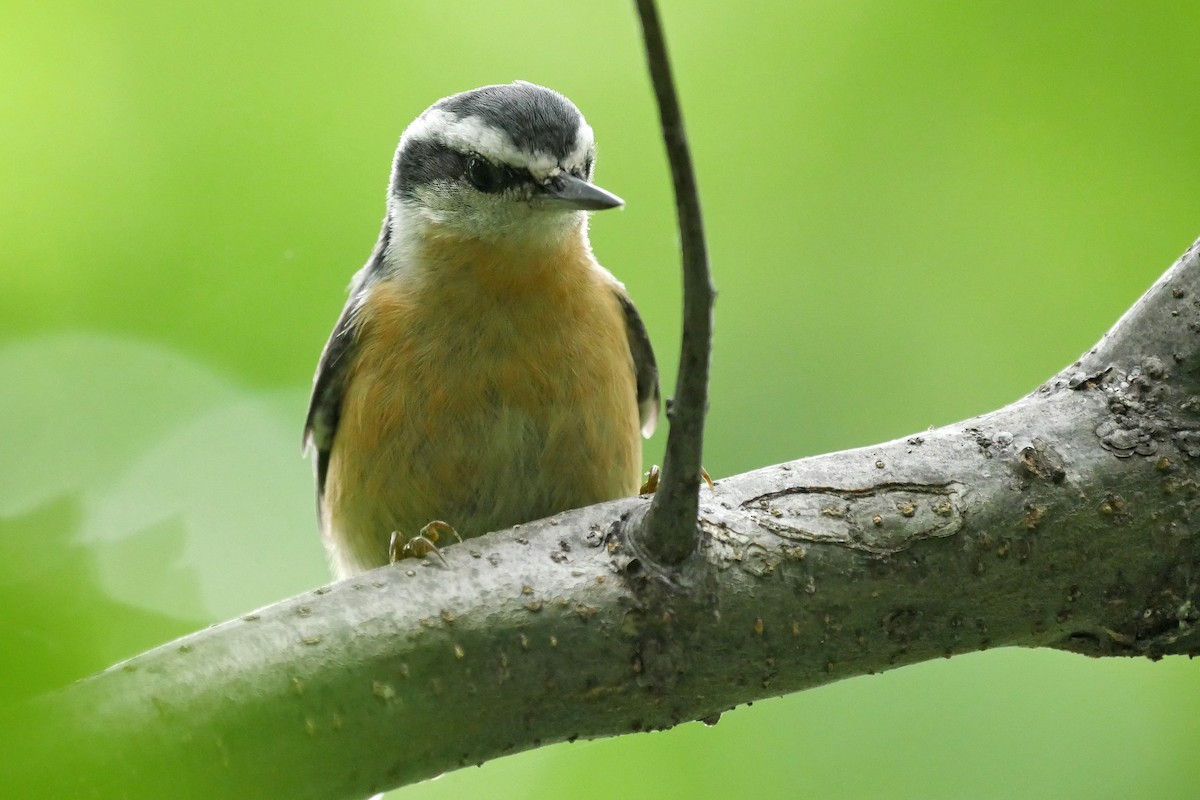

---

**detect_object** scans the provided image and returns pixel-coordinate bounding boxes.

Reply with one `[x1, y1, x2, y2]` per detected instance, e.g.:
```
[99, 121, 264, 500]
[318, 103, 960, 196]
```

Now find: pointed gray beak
[540, 172, 624, 211]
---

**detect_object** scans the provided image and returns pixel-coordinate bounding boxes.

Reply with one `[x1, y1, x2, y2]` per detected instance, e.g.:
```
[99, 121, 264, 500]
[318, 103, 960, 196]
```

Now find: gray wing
[613, 289, 661, 438]
[302, 217, 390, 507]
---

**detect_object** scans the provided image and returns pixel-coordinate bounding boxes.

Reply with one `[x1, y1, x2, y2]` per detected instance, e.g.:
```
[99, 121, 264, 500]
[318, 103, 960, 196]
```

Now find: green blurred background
[3, 0, 1199, 797]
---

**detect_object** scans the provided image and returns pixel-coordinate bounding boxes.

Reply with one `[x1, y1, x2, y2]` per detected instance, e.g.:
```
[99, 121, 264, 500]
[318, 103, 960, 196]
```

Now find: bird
[303, 81, 660, 579]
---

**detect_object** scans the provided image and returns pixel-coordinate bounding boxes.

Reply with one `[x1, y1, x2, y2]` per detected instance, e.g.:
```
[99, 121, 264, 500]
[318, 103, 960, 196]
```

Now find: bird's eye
[466, 156, 504, 193]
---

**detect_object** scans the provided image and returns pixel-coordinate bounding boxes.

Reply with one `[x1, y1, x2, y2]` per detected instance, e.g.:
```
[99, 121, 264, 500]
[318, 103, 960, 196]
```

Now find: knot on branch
[1061, 355, 1200, 466]
[1058, 567, 1200, 660]
[735, 482, 966, 557]
[608, 506, 718, 709]
[1015, 437, 1068, 484]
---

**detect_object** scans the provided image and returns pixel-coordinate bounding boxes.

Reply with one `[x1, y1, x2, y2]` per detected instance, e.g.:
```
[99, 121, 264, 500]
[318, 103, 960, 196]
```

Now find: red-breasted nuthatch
[303, 82, 660, 578]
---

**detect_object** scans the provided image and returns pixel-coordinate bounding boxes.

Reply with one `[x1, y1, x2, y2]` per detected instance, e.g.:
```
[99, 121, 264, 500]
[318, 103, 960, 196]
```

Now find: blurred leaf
[0, 495, 204, 703]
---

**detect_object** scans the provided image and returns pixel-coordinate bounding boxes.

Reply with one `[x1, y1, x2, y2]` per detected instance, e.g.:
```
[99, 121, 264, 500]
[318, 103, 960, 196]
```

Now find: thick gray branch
[10, 241, 1200, 799]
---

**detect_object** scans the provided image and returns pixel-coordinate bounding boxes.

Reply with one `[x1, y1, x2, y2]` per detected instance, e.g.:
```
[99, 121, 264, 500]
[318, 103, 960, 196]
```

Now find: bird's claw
[639, 465, 660, 494]
[639, 465, 714, 495]
[389, 520, 461, 567]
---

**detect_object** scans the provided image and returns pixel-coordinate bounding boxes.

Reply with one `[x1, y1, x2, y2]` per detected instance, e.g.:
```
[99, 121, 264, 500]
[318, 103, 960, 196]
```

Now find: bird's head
[386, 81, 622, 245]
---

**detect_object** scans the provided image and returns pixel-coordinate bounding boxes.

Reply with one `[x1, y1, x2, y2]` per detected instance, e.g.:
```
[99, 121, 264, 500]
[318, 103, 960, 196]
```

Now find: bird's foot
[639, 464, 661, 494]
[389, 520, 461, 567]
[639, 465, 714, 495]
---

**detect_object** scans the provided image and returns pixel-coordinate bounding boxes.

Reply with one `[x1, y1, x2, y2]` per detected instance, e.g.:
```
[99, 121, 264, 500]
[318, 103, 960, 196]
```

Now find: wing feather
[302, 217, 391, 509]
[612, 288, 660, 438]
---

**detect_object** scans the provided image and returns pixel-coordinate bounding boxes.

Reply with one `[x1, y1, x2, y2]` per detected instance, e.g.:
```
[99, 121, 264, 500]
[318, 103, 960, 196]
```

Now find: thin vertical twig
[635, 0, 714, 564]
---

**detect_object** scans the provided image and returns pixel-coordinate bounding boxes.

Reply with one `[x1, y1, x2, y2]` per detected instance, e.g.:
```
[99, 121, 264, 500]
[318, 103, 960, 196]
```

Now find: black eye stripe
[465, 155, 530, 194]
[393, 140, 555, 199]
[393, 139, 462, 199]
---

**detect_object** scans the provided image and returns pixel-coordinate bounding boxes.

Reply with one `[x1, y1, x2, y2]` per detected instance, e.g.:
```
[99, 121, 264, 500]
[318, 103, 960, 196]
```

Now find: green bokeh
[2, 1, 1198, 797]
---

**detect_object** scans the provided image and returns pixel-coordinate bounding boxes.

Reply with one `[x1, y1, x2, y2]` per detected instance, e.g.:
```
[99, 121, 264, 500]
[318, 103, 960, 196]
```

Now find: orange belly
[322, 236, 642, 577]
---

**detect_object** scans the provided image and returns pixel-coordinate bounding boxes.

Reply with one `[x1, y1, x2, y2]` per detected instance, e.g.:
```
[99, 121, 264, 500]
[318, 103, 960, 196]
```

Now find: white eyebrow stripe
[565, 122, 594, 171]
[401, 108, 561, 176]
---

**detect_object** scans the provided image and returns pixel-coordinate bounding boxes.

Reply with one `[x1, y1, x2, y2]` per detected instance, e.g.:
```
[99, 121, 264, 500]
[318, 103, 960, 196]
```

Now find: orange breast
[322, 232, 642, 576]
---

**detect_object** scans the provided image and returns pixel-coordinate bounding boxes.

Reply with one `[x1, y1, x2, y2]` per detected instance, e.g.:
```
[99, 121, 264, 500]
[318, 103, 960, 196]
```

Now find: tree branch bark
[9, 239, 1200, 798]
